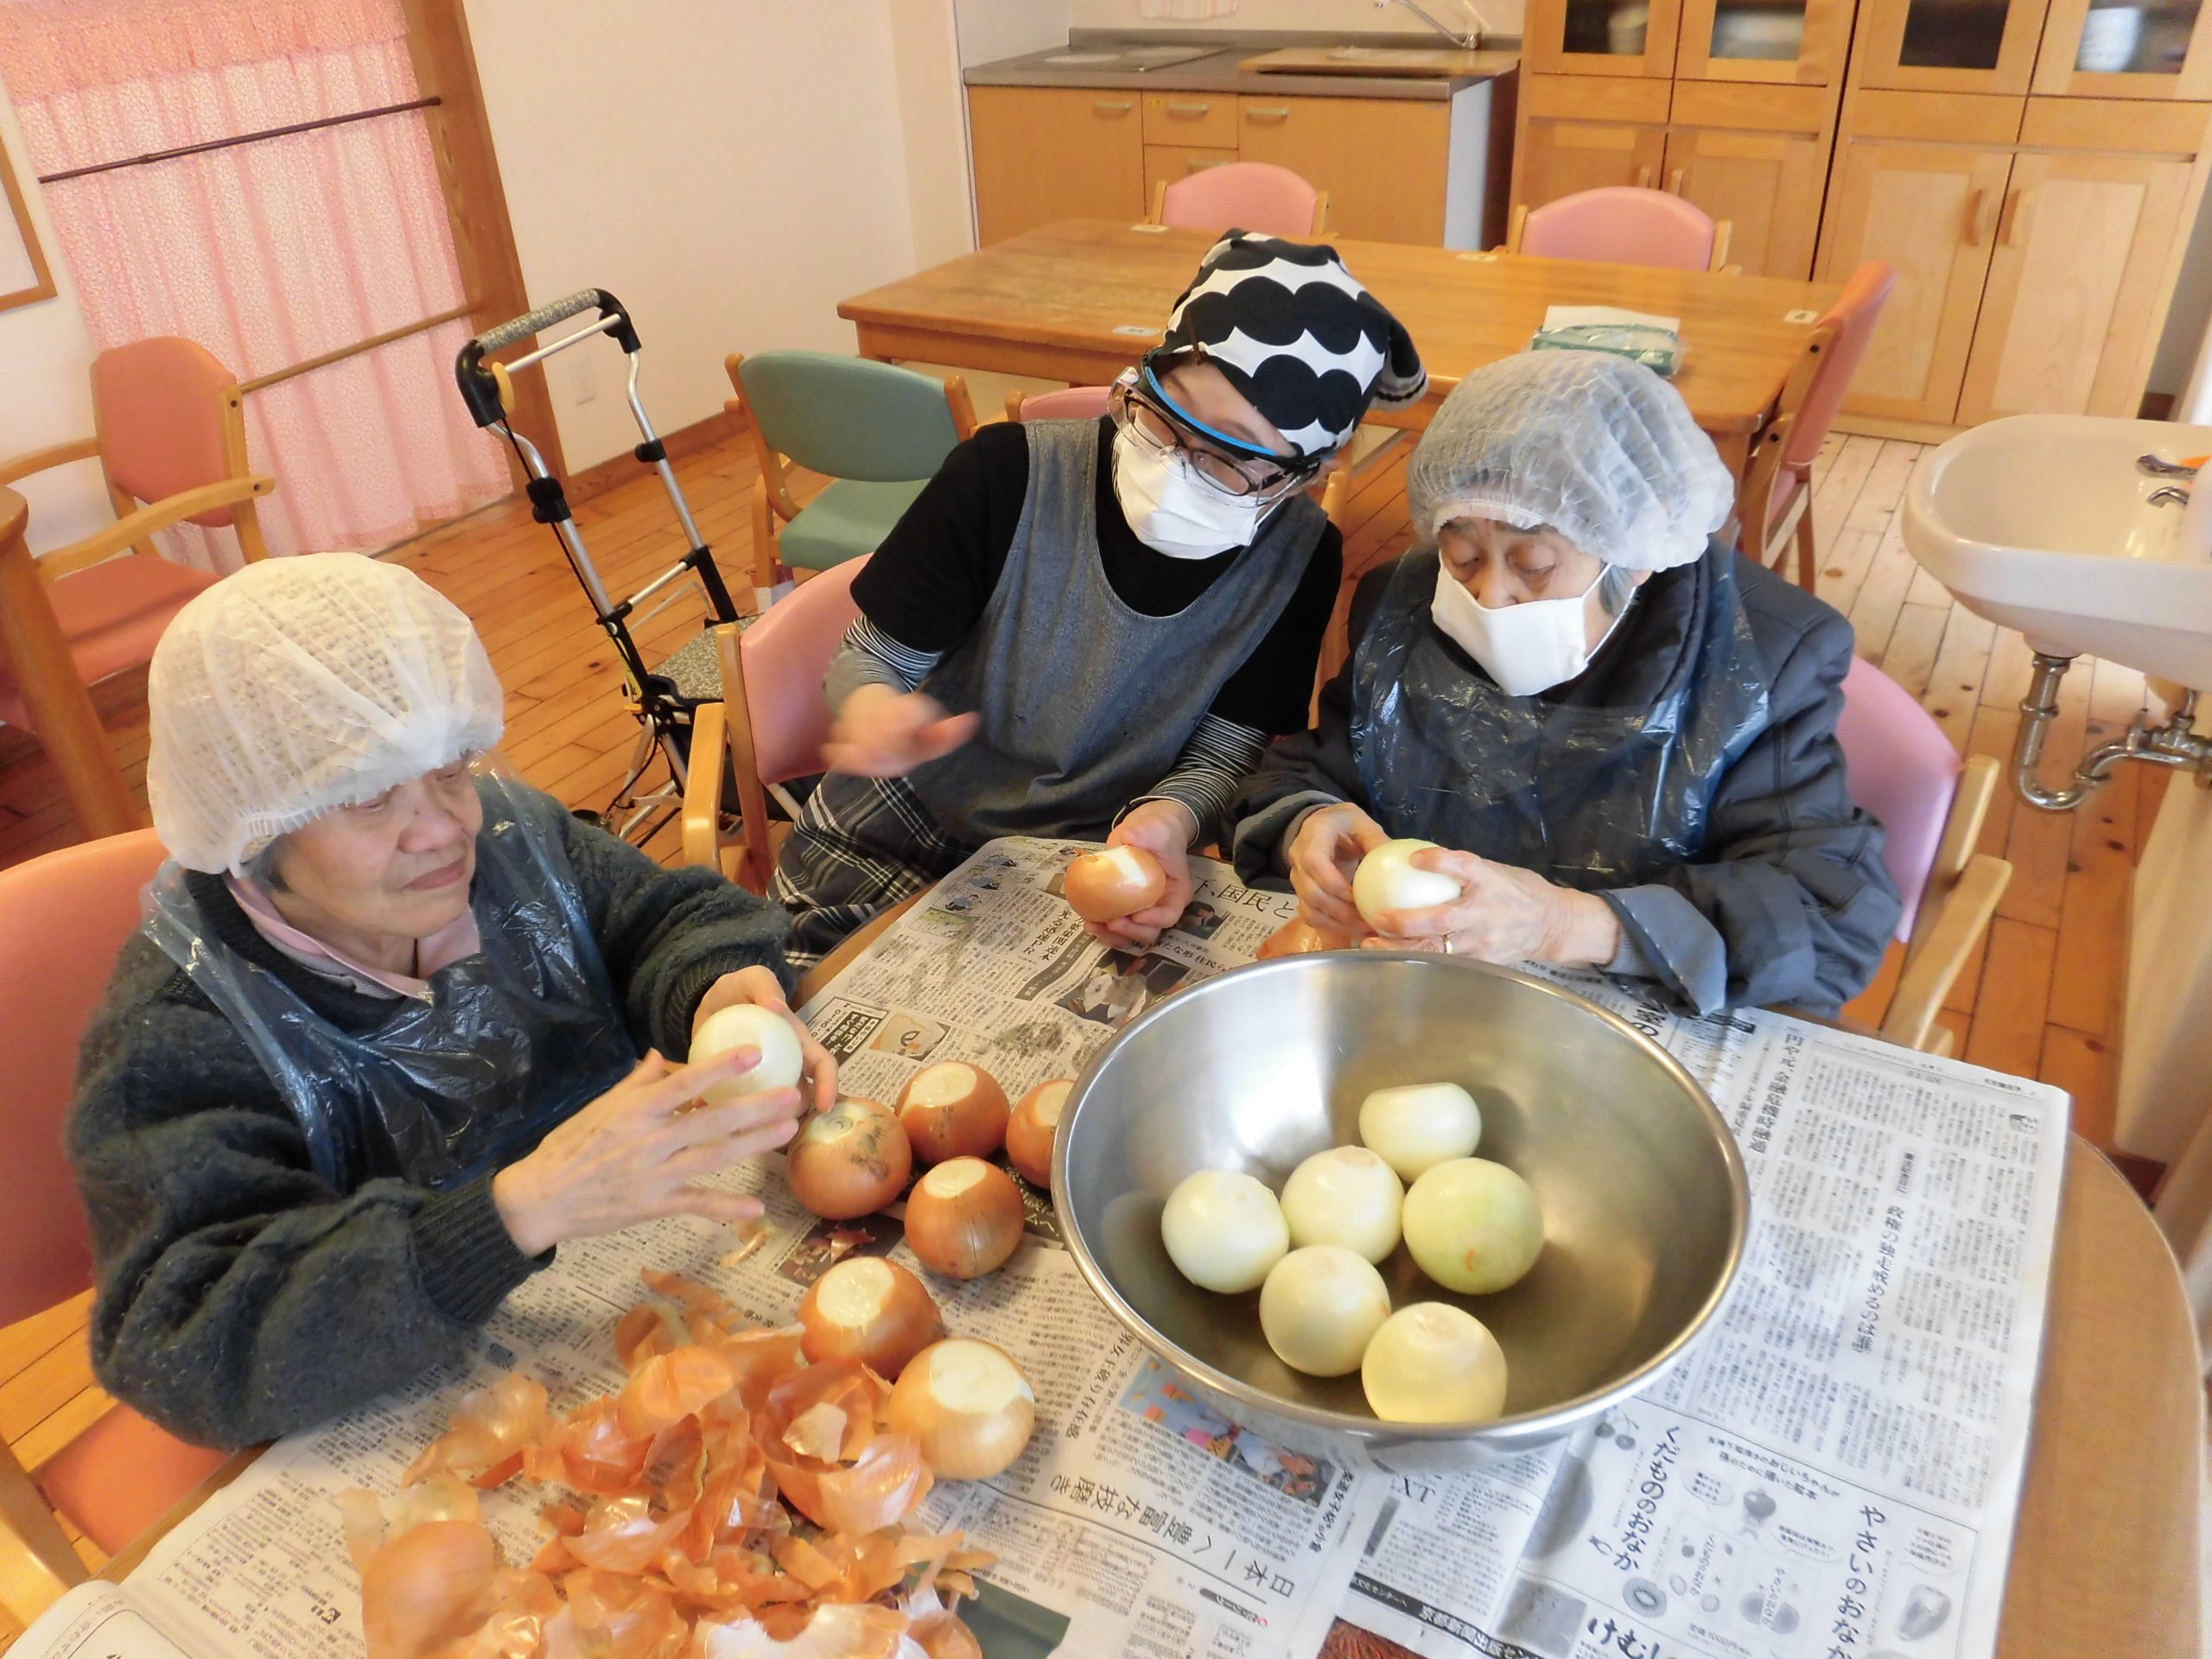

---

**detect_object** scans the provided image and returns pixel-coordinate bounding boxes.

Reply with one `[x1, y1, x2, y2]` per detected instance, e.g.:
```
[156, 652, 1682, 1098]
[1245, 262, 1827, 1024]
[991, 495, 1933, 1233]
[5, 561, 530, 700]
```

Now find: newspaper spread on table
[16, 836, 2069, 1659]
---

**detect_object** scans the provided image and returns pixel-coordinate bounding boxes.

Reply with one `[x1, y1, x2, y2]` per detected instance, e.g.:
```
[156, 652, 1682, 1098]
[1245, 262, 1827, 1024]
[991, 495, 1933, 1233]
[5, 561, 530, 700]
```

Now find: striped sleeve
[1124, 714, 1269, 848]
[822, 615, 946, 708]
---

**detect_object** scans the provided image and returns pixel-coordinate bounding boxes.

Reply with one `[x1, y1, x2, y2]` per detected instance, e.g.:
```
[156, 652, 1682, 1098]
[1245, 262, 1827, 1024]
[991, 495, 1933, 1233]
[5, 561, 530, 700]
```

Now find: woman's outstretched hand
[491, 1048, 801, 1256]
[1287, 802, 1390, 938]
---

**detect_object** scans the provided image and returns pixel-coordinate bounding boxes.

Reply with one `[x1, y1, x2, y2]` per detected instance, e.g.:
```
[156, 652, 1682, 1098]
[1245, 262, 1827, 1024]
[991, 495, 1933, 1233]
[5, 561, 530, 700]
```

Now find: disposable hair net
[1405, 350, 1734, 572]
[148, 552, 505, 874]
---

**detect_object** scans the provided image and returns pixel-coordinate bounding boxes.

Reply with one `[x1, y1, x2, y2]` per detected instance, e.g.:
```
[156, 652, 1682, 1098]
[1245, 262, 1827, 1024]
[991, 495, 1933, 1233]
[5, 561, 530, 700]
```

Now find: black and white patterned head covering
[1157, 231, 1427, 460]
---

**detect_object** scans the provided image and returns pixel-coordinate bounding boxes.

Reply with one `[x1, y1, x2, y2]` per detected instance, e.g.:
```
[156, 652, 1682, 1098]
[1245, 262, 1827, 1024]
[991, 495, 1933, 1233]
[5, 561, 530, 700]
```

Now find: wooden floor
[0, 423, 2164, 1639]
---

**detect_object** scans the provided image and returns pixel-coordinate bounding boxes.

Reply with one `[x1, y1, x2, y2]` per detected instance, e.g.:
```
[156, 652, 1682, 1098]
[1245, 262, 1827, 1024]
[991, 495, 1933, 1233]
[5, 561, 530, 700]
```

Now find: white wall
[892, 0, 979, 265]
[0, 78, 114, 556]
[952, 0, 1072, 66]
[2149, 191, 2212, 405]
[463, 0, 973, 472]
[1067, 0, 1521, 39]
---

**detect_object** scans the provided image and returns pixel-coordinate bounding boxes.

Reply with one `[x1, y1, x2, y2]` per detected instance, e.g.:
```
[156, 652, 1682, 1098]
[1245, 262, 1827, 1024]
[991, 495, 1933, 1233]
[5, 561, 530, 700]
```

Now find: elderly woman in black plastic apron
[1230, 351, 1900, 1014]
[68, 554, 831, 1448]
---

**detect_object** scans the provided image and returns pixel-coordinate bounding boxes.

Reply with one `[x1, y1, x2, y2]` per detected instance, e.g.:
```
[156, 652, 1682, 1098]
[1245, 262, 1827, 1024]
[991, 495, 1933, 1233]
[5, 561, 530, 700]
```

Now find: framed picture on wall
[0, 129, 54, 312]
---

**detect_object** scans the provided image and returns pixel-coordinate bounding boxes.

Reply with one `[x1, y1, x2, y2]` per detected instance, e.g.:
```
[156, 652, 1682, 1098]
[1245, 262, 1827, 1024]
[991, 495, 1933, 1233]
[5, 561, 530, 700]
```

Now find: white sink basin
[1902, 414, 2212, 690]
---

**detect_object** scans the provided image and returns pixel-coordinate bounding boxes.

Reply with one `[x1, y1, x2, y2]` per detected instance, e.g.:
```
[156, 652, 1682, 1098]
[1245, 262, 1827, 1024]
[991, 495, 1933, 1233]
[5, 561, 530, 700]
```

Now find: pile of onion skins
[341, 1269, 1013, 1659]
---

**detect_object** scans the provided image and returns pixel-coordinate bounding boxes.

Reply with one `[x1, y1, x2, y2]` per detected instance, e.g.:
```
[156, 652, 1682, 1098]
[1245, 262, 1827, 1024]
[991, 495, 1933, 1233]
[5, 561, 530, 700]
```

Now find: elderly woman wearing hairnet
[1232, 353, 1900, 1014]
[68, 554, 832, 1448]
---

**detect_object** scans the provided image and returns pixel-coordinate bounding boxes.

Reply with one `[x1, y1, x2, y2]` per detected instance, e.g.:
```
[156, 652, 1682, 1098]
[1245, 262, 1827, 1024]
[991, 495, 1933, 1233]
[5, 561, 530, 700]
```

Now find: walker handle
[454, 289, 639, 428]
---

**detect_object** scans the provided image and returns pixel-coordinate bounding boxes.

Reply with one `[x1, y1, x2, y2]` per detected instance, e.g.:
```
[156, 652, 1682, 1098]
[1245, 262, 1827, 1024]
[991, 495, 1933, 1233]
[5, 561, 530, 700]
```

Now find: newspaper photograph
[21, 836, 2069, 1659]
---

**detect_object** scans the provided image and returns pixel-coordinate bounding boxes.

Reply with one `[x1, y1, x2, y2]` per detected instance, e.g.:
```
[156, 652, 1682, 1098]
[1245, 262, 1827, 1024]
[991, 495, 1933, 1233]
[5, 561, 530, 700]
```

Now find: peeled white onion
[1361, 1303, 1509, 1423]
[691, 1004, 804, 1102]
[1280, 1146, 1403, 1264]
[1358, 1082, 1483, 1183]
[1160, 1170, 1289, 1294]
[897, 1063, 1010, 1165]
[786, 1098, 911, 1220]
[1005, 1079, 1071, 1189]
[1351, 838, 1464, 931]
[1065, 846, 1167, 924]
[1402, 1158, 1545, 1294]
[904, 1157, 1025, 1279]
[1258, 1246, 1392, 1376]
[886, 1338, 1037, 1479]
[798, 1256, 944, 1380]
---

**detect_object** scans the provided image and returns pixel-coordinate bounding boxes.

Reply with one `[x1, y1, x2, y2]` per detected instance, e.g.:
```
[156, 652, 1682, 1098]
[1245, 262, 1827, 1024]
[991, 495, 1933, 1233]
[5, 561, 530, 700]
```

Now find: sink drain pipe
[2014, 653, 2212, 811]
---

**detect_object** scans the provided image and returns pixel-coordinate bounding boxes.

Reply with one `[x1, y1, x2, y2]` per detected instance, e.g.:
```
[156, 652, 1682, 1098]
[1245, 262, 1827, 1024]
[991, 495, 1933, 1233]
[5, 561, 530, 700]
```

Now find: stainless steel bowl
[1052, 951, 1748, 1470]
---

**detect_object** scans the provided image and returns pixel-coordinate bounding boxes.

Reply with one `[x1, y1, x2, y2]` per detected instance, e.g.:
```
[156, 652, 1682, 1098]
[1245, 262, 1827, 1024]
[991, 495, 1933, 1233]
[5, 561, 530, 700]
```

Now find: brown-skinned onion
[797, 1257, 945, 1380]
[904, 1158, 1024, 1280]
[885, 1338, 1036, 1480]
[786, 1097, 911, 1220]
[1064, 845, 1167, 924]
[896, 1063, 1008, 1165]
[1005, 1080, 1071, 1188]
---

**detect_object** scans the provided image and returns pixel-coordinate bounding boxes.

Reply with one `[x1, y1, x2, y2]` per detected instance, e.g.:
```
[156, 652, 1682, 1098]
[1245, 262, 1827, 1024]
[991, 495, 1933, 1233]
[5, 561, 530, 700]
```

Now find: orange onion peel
[1256, 918, 1352, 959]
[355, 1268, 1001, 1659]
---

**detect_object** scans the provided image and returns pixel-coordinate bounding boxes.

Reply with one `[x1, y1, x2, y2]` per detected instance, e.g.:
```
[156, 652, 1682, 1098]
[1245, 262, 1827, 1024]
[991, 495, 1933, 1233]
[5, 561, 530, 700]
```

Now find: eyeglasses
[1108, 359, 1319, 502]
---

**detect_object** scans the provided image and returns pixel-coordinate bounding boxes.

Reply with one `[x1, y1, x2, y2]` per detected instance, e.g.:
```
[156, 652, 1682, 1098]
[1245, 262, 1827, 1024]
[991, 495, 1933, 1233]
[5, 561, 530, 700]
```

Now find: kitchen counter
[964, 31, 1521, 103]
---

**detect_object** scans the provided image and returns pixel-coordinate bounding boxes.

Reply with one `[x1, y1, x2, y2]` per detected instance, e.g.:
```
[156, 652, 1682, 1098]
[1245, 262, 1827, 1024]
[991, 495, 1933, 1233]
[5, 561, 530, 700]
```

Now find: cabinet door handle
[1166, 101, 1212, 116]
[1998, 186, 2034, 247]
[1246, 105, 1292, 122]
[1668, 168, 1685, 195]
[1963, 188, 1995, 246]
[1635, 165, 1654, 188]
[1094, 99, 1135, 114]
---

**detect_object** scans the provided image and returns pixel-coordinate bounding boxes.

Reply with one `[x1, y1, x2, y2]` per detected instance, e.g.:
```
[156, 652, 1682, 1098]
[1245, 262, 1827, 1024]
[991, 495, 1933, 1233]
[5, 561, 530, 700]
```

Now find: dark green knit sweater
[68, 788, 795, 1450]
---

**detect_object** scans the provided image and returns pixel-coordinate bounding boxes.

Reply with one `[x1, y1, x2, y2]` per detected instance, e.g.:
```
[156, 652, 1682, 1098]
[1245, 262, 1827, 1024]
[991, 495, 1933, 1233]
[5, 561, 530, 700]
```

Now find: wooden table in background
[0, 488, 142, 838]
[97, 926, 2202, 1658]
[837, 219, 1840, 479]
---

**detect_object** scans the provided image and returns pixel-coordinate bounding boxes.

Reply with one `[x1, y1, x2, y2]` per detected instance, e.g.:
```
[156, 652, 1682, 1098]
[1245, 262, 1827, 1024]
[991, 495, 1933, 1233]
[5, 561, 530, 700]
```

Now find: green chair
[725, 350, 976, 594]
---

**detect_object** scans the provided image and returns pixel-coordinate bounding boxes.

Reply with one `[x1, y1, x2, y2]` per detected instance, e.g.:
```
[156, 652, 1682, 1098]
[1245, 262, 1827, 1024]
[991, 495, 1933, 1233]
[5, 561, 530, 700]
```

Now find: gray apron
[144, 775, 638, 1192]
[1350, 546, 1771, 890]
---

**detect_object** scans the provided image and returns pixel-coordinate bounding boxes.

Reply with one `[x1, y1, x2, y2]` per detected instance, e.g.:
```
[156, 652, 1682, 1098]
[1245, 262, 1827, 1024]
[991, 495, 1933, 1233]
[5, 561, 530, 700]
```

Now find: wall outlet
[571, 354, 599, 404]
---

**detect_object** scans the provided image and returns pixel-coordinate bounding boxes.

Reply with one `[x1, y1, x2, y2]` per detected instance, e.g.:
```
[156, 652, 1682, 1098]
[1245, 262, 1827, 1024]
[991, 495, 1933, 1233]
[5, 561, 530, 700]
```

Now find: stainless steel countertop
[963, 34, 1522, 102]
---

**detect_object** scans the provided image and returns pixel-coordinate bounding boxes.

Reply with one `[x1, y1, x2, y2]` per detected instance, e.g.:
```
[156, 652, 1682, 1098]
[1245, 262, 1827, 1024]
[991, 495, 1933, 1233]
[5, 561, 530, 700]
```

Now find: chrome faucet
[2149, 486, 2190, 508]
[1374, 0, 1489, 50]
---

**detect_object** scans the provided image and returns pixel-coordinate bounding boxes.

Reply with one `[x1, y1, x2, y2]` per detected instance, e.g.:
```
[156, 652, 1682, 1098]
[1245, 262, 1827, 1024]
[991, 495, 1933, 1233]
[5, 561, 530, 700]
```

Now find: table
[837, 220, 1841, 479]
[0, 487, 143, 837]
[100, 924, 2203, 1658]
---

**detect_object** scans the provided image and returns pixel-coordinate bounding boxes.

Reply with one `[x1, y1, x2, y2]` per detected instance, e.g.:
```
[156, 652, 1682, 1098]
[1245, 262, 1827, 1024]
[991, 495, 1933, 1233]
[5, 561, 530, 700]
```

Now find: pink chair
[1150, 162, 1327, 239]
[1834, 659, 2012, 1055]
[1738, 263, 1897, 593]
[1506, 187, 1732, 272]
[0, 340, 275, 734]
[1004, 386, 1114, 423]
[0, 830, 228, 1611]
[682, 558, 868, 893]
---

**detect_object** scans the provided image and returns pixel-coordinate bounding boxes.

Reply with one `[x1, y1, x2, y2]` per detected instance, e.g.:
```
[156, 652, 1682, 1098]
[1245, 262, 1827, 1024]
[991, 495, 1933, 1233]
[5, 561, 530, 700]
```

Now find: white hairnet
[1406, 351, 1734, 571]
[148, 552, 505, 874]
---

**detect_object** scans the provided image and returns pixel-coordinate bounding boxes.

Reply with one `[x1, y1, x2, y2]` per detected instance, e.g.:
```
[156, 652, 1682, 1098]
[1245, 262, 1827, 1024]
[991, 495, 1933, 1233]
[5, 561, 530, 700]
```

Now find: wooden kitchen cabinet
[1527, 0, 1689, 78]
[1816, 139, 2012, 422]
[2031, 0, 2212, 99]
[1851, 0, 2052, 94]
[1663, 124, 1829, 273]
[969, 86, 1144, 245]
[1954, 150, 2196, 419]
[1235, 94, 1452, 243]
[1517, 111, 1675, 197]
[1675, 0, 1858, 83]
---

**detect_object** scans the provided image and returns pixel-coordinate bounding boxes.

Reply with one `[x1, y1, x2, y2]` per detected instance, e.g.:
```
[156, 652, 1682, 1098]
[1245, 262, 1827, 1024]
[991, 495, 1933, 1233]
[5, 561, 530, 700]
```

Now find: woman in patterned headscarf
[772, 232, 1426, 963]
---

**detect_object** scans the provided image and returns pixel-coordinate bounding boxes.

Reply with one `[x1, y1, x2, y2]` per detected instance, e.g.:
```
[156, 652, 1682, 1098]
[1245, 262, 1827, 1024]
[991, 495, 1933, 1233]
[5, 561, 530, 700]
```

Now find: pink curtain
[0, 0, 510, 567]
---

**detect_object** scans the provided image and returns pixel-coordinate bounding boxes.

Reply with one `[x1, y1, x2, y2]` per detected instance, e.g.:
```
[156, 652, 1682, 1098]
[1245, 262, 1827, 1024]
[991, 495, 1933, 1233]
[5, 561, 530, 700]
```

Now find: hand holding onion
[490, 1050, 800, 1257]
[1287, 803, 1392, 938]
[1072, 801, 1195, 949]
[1357, 846, 1624, 968]
[687, 966, 836, 1111]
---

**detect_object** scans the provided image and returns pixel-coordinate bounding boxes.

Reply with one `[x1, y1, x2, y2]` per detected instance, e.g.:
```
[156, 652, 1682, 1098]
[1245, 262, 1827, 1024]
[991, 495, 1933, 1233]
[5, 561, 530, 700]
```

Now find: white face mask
[1112, 428, 1265, 559]
[1429, 561, 1629, 697]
